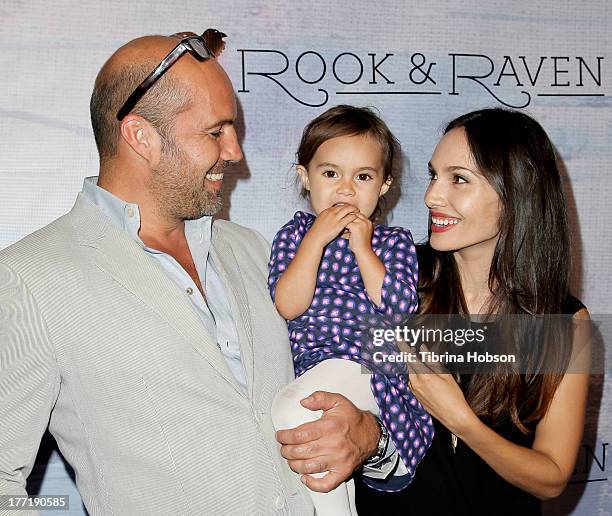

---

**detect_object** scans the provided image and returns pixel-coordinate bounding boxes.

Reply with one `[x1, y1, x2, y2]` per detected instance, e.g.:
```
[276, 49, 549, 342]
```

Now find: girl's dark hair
[419, 108, 572, 432]
[296, 105, 400, 219]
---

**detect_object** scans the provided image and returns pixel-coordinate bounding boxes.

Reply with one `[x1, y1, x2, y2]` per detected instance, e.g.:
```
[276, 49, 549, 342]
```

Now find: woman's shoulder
[413, 244, 585, 313]
[562, 293, 586, 315]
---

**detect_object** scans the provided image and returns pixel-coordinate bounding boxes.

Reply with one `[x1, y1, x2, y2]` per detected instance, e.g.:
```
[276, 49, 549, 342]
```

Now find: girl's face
[425, 127, 502, 254]
[297, 134, 391, 218]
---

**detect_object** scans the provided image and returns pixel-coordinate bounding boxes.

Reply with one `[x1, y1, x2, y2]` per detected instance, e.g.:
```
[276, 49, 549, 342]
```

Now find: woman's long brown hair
[419, 108, 572, 433]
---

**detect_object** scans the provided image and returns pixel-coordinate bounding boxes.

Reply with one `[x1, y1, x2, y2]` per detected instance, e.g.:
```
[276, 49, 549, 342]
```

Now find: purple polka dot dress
[268, 211, 434, 491]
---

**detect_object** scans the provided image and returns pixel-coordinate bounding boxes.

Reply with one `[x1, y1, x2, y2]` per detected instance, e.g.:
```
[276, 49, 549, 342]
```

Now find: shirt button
[273, 495, 285, 509]
[186, 287, 194, 295]
[127, 207, 135, 218]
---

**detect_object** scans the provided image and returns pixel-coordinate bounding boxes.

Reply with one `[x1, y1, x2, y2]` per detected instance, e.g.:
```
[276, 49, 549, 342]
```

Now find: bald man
[0, 32, 390, 515]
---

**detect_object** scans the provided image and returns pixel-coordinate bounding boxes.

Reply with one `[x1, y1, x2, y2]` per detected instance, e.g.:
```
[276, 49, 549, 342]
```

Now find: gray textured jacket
[0, 193, 313, 515]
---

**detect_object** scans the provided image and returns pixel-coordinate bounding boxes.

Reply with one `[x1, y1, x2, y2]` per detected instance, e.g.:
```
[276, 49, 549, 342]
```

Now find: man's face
[149, 60, 242, 220]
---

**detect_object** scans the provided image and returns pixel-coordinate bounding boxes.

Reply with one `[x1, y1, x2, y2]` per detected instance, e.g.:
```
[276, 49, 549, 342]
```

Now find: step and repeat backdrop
[1, 1, 610, 514]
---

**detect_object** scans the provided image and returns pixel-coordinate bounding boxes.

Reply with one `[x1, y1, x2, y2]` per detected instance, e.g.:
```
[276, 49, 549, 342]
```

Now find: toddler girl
[268, 105, 433, 515]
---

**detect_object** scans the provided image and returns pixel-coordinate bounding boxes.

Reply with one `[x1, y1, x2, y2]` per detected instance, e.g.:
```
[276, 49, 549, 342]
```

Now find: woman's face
[425, 127, 502, 254]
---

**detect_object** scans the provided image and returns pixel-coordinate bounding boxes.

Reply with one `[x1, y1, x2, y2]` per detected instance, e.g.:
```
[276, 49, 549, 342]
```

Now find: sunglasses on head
[116, 28, 227, 121]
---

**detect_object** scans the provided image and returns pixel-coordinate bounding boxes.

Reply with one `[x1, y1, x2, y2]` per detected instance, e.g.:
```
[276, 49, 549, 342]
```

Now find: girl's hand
[346, 213, 374, 254]
[406, 346, 476, 435]
[307, 204, 359, 248]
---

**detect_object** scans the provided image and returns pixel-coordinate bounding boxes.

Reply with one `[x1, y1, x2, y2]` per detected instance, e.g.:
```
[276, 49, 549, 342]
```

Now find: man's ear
[379, 177, 393, 196]
[119, 115, 162, 164]
[297, 165, 310, 191]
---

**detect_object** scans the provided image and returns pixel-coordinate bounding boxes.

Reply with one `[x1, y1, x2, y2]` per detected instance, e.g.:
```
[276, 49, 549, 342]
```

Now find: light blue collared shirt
[82, 176, 248, 394]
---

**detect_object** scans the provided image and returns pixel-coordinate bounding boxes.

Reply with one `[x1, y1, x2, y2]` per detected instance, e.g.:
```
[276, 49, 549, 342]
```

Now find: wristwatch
[365, 416, 389, 464]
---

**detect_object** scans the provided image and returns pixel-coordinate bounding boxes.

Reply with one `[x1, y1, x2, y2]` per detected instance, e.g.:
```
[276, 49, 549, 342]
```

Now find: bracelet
[365, 416, 389, 464]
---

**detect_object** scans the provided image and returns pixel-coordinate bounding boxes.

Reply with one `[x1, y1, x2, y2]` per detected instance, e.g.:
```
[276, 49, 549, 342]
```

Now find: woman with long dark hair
[356, 108, 590, 515]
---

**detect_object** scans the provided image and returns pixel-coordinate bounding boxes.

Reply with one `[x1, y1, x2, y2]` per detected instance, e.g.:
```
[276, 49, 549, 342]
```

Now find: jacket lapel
[70, 193, 245, 395]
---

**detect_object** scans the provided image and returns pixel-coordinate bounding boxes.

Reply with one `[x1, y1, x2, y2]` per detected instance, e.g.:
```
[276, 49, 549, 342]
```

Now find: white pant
[271, 359, 379, 516]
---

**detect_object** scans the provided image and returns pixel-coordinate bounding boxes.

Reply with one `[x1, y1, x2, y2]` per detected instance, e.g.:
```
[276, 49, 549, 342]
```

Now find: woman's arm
[457, 369, 588, 499]
[408, 308, 591, 500]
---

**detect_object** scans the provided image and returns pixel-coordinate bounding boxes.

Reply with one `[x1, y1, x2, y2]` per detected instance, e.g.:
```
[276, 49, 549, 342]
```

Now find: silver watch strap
[365, 416, 389, 464]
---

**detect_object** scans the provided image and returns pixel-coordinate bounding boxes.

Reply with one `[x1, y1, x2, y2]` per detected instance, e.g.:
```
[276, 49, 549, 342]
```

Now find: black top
[355, 294, 585, 516]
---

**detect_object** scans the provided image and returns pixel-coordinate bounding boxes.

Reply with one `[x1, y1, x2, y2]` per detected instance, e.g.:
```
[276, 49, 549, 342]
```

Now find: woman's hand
[406, 346, 477, 436]
[407, 324, 590, 500]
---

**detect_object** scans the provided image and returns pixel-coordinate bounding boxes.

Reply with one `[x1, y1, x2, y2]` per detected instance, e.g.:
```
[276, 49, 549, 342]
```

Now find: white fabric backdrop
[0, 1, 610, 514]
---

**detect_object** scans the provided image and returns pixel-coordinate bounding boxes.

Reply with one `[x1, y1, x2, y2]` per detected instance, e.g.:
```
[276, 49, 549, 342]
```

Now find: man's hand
[275, 391, 380, 492]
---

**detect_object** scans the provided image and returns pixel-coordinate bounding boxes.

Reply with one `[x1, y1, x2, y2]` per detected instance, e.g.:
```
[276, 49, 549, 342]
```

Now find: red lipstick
[430, 211, 460, 233]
